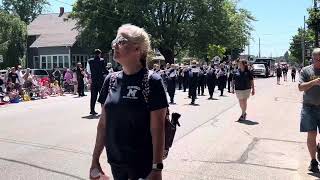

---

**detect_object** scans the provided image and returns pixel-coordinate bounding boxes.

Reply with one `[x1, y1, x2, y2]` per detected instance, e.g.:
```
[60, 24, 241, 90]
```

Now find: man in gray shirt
[299, 48, 320, 172]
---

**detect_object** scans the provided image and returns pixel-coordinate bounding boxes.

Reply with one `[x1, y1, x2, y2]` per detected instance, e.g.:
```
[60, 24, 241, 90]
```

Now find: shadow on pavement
[307, 172, 320, 179]
[207, 98, 219, 100]
[82, 114, 100, 119]
[237, 119, 259, 125]
[185, 103, 200, 106]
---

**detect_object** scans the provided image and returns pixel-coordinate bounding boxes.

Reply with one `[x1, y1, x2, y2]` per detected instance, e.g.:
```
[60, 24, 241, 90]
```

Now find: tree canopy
[71, 0, 254, 64]
[2, 0, 49, 24]
[0, 10, 26, 69]
[289, 8, 318, 65]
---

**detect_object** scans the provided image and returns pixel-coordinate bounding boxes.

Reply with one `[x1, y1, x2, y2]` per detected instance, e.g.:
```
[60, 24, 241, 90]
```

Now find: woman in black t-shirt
[232, 59, 255, 121]
[90, 24, 168, 180]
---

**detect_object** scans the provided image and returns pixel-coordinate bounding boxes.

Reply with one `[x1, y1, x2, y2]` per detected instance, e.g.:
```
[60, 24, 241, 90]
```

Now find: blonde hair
[118, 24, 151, 67]
[312, 48, 320, 57]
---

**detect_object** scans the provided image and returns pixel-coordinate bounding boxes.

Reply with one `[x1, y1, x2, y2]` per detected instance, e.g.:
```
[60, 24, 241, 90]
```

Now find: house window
[53, 56, 58, 68]
[72, 56, 76, 67]
[64, 56, 69, 68]
[41, 56, 47, 69]
[58, 56, 63, 68]
[39, 54, 69, 70]
[72, 55, 89, 68]
[47, 56, 52, 70]
[33, 56, 40, 69]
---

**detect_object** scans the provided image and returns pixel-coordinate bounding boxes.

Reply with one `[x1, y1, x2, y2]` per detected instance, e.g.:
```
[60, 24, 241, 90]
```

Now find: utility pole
[259, 38, 261, 58]
[302, 16, 306, 66]
[314, 0, 319, 47]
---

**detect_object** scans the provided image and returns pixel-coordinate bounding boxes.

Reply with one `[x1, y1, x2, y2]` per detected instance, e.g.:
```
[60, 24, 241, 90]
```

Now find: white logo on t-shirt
[123, 86, 141, 99]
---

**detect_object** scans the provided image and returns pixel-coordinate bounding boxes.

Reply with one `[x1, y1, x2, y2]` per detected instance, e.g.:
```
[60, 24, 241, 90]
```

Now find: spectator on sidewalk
[72, 68, 78, 95]
[232, 59, 255, 121]
[4, 67, 11, 84]
[298, 48, 320, 173]
[16, 65, 24, 86]
[8, 67, 19, 84]
[52, 68, 62, 86]
[90, 24, 168, 180]
[76, 63, 85, 97]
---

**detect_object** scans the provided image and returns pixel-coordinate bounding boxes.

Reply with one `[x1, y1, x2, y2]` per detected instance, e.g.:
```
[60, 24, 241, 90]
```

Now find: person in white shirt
[17, 65, 24, 86]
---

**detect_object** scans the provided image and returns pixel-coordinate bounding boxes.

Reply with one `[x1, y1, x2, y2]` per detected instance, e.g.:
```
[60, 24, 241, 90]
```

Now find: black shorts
[110, 165, 152, 180]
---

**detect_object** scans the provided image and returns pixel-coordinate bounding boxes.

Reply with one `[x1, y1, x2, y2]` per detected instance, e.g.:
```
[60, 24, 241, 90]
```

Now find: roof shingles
[28, 13, 78, 48]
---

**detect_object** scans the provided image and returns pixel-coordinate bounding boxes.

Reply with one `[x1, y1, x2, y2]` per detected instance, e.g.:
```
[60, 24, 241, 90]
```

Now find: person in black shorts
[90, 24, 168, 180]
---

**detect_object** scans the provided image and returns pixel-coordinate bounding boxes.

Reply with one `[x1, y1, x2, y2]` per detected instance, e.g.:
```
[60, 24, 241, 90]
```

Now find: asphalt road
[0, 76, 316, 180]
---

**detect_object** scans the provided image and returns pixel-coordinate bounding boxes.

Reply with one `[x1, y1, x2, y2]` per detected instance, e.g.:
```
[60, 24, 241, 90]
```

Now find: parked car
[253, 58, 276, 77]
[22, 69, 49, 78]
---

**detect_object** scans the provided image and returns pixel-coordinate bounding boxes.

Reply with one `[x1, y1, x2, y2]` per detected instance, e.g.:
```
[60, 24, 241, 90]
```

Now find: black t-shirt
[276, 68, 282, 76]
[98, 68, 168, 167]
[206, 69, 216, 81]
[8, 72, 18, 83]
[234, 70, 253, 90]
[89, 57, 107, 86]
[198, 70, 205, 82]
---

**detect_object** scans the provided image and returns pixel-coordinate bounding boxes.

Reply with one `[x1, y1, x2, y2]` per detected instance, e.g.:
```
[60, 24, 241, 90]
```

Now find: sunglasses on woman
[111, 35, 129, 49]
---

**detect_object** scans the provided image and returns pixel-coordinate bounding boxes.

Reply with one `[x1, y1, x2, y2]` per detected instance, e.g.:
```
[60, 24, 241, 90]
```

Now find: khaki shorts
[235, 89, 251, 100]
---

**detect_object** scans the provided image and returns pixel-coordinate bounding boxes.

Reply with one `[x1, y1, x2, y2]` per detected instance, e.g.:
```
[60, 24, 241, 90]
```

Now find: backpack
[108, 69, 181, 160]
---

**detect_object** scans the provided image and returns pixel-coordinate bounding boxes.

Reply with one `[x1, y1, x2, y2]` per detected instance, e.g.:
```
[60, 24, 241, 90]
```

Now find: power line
[51, 0, 73, 6]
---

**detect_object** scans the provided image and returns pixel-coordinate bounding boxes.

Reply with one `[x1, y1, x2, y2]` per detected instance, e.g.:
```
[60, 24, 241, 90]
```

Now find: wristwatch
[152, 163, 164, 171]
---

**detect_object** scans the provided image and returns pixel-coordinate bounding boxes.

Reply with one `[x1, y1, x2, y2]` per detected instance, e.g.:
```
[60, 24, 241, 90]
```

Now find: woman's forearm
[92, 110, 106, 163]
[150, 108, 166, 163]
[151, 124, 165, 163]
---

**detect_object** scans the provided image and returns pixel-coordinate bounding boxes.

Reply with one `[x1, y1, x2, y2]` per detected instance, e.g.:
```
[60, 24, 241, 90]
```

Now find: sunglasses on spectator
[111, 36, 130, 49]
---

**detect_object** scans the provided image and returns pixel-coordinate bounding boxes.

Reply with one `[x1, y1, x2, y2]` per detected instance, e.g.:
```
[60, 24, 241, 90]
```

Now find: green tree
[221, 3, 254, 60]
[306, 8, 320, 47]
[0, 10, 26, 69]
[289, 28, 314, 65]
[207, 44, 226, 60]
[2, 0, 49, 24]
[71, 0, 253, 64]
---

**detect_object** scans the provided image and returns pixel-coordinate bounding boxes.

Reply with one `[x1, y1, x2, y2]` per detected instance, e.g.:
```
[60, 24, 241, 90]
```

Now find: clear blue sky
[48, 0, 313, 57]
